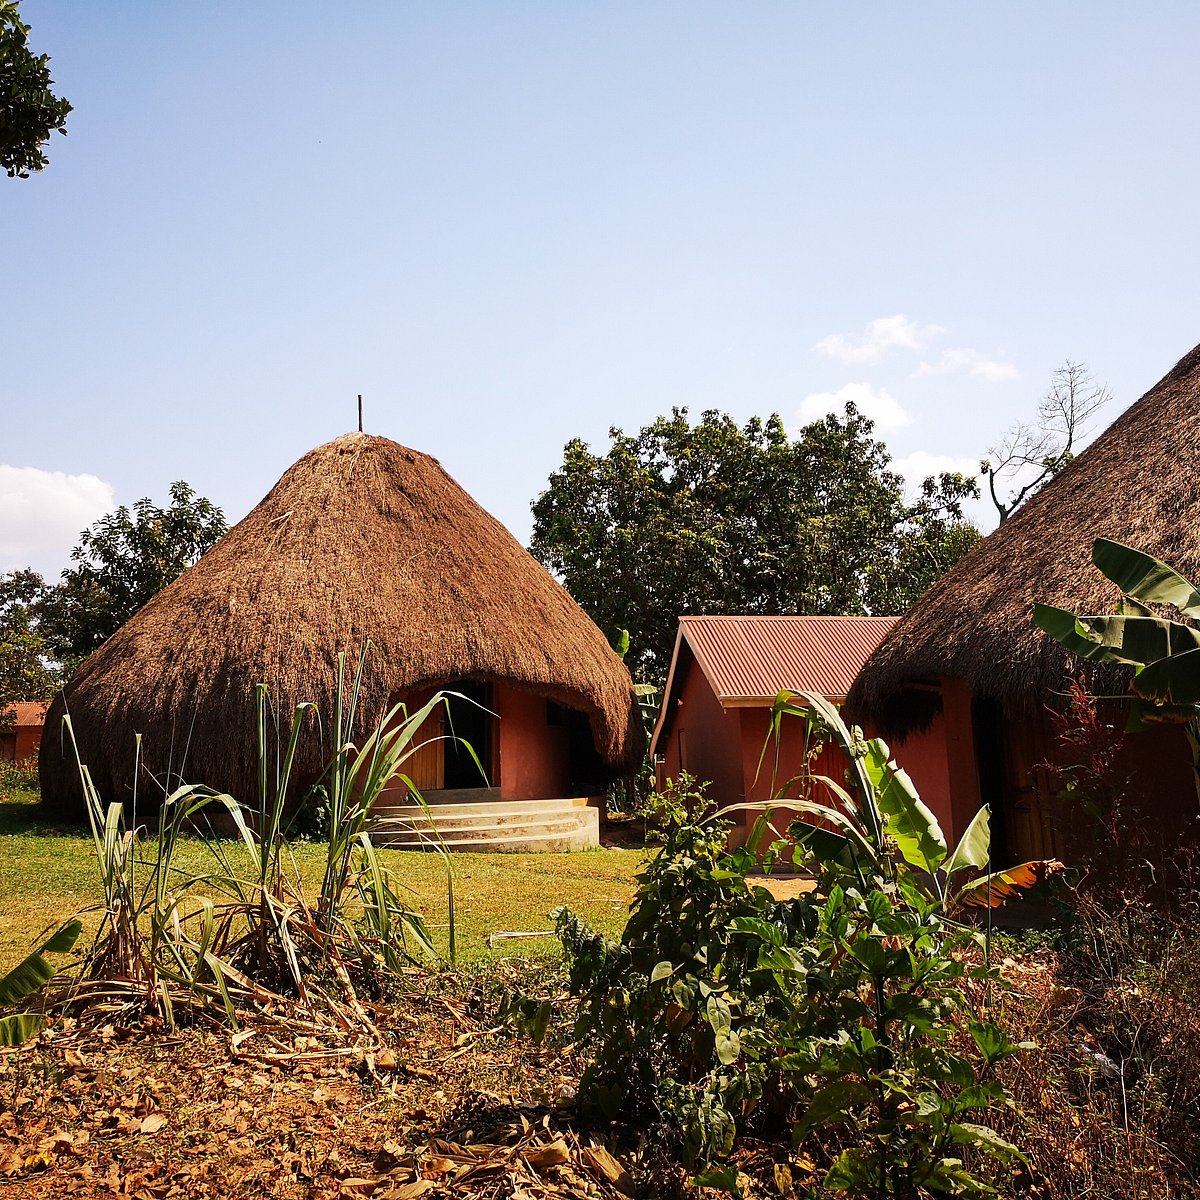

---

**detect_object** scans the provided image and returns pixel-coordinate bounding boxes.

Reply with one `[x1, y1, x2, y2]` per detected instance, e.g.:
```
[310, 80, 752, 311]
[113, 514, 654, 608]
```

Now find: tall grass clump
[52, 648, 461, 1032]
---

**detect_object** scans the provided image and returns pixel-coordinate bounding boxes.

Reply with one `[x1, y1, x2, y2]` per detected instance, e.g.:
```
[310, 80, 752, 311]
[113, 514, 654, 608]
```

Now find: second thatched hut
[847, 342, 1200, 867]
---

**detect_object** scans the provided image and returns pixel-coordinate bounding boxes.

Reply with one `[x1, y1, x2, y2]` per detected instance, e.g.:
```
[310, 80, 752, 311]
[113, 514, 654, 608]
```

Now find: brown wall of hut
[658, 674, 964, 851]
[734, 707, 961, 851]
[886, 707, 960, 846]
[377, 678, 594, 805]
[728, 708, 844, 848]
[898, 679, 1200, 868]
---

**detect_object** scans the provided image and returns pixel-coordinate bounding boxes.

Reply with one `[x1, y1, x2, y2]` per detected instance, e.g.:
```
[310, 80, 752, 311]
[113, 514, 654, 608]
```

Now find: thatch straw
[847, 342, 1200, 736]
[40, 433, 642, 810]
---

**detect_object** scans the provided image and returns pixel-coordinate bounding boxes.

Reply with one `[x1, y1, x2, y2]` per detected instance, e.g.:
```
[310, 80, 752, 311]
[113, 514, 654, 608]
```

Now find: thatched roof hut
[847, 342, 1200, 737]
[41, 433, 642, 811]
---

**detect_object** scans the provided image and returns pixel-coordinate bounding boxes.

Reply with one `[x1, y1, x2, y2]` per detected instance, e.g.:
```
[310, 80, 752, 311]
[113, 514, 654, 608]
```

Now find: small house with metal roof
[650, 615, 957, 846]
[1, 702, 48, 765]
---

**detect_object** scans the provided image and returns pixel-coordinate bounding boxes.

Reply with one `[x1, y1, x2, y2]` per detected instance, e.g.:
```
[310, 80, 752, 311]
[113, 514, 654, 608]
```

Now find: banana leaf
[943, 804, 991, 878]
[0, 1013, 48, 1047]
[954, 860, 1065, 908]
[0, 919, 82, 1007]
[1092, 538, 1200, 618]
[1034, 605, 1200, 667]
[1130, 646, 1200, 707]
[863, 738, 946, 874]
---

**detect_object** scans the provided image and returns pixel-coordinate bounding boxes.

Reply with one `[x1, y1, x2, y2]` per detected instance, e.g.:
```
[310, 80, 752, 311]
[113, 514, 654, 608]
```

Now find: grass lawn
[0, 787, 644, 970]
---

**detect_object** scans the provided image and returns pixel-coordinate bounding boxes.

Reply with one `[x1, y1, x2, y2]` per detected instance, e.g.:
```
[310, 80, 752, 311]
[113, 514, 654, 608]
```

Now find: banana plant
[1034, 538, 1200, 729]
[0, 919, 83, 1045]
[732, 691, 1062, 910]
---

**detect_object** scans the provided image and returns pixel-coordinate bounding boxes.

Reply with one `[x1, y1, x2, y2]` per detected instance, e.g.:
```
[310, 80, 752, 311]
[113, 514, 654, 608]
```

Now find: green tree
[0, 569, 60, 721]
[40, 482, 227, 671]
[530, 405, 978, 683]
[1, 0, 71, 178]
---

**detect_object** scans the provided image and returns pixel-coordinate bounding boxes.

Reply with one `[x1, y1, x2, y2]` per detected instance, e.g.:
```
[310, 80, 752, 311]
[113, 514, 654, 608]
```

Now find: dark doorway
[565, 709, 607, 795]
[443, 680, 492, 788]
[972, 697, 1009, 866]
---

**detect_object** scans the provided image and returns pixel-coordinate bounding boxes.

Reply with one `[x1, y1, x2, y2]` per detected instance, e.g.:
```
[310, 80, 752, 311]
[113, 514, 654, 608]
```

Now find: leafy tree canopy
[530, 405, 978, 684]
[39, 482, 227, 672]
[0, 0, 71, 178]
[0, 568, 60, 722]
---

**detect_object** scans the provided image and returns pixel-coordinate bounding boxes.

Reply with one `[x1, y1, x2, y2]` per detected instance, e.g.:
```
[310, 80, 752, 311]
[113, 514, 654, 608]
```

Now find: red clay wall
[894, 679, 1200, 869]
[377, 681, 573, 804]
[735, 704, 962, 850]
[662, 677, 968, 852]
[657, 664, 743, 810]
[14, 725, 42, 762]
[493, 682, 571, 801]
[731, 707, 833, 846]
[889, 709, 961, 846]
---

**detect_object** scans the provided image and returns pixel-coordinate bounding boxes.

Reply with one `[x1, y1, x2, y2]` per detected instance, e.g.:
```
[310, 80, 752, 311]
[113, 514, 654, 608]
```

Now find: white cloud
[798, 382, 910, 431]
[913, 348, 1020, 382]
[814, 314, 944, 364]
[0, 466, 116, 580]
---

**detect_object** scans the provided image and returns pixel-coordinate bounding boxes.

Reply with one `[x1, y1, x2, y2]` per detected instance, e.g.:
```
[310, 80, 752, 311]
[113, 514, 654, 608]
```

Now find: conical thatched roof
[40, 433, 641, 809]
[847, 342, 1200, 736]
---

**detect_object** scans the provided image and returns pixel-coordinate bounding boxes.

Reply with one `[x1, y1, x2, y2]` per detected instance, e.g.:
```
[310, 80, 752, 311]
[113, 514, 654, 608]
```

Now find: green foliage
[0, 569, 61, 714]
[0, 750, 39, 794]
[555, 820, 1025, 1194]
[767, 691, 1060, 909]
[635, 769, 709, 840]
[39, 481, 227, 671]
[554, 824, 803, 1140]
[605, 627, 660, 811]
[546, 692, 1064, 1190]
[0, 0, 71, 178]
[0, 918, 81, 1045]
[1035, 538, 1200, 730]
[530, 404, 979, 684]
[552, 701, 1038, 1196]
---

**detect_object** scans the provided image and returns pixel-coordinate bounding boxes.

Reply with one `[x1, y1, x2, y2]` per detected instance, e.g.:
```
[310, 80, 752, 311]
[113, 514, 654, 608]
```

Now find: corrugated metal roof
[680, 615, 899, 703]
[5, 702, 48, 727]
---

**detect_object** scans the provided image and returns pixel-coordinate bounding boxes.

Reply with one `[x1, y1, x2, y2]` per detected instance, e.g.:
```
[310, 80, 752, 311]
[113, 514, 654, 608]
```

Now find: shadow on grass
[0, 789, 85, 837]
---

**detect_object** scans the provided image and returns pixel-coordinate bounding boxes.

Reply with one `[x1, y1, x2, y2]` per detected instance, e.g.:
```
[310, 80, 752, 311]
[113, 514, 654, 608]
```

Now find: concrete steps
[369, 795, 600, 853]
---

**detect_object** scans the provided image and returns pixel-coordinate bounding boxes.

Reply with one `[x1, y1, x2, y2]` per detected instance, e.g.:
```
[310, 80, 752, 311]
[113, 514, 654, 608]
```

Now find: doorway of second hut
[443, 680, 493, 789]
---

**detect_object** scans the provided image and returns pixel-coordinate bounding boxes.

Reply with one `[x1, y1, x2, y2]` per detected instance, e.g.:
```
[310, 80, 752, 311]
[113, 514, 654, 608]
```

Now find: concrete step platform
[369, 795, 600, 853]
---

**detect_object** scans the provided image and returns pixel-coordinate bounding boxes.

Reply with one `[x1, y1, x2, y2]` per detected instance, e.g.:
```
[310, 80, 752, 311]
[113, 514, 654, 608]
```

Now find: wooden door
[405, 705, 444, 791]
[1003, 719, 1062, 863]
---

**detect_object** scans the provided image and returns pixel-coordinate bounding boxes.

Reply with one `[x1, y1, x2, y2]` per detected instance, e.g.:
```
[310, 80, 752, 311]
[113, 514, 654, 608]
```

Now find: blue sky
[5, 2, 1200, 579]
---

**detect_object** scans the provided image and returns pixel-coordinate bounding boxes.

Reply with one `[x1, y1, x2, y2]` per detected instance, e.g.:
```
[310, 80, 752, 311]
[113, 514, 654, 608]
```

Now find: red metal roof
[4, 702, 49, 727]
[679, 615, 899, 703]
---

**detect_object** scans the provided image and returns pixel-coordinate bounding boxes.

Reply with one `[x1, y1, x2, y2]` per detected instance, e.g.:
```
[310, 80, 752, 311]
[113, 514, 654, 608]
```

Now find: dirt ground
[0, 966, 663, 1200]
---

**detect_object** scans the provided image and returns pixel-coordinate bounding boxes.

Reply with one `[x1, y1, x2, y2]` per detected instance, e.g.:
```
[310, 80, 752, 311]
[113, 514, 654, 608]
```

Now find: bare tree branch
[981, 361, 1111, 522]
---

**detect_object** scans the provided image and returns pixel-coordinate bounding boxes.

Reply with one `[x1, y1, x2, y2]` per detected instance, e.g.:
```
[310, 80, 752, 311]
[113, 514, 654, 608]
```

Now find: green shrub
[551, 693, 1038, 1196]
[0, 751, 39, 795]
[634, 770, 710, 841]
